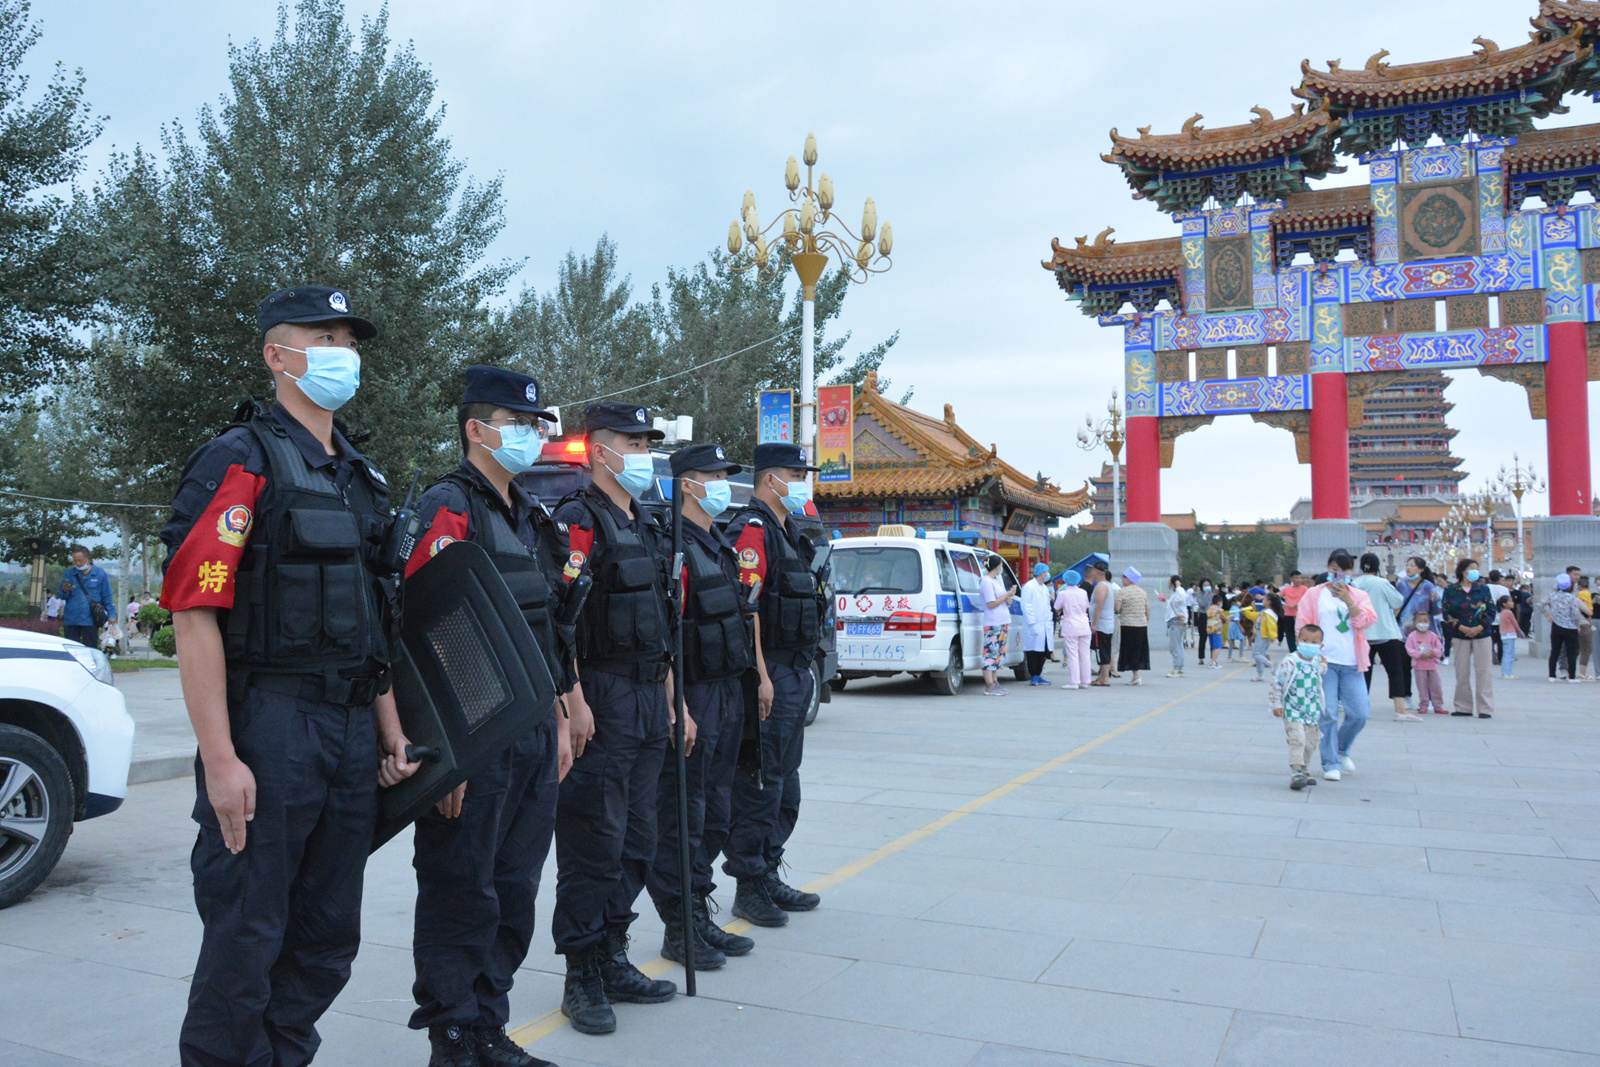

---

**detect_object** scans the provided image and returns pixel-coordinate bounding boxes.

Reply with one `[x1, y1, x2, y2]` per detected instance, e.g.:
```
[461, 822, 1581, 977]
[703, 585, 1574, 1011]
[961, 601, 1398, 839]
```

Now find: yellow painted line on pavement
[509, 668, 1241, 1044]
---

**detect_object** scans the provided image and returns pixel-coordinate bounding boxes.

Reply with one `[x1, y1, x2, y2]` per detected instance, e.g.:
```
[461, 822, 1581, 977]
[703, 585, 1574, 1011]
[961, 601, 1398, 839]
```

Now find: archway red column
[1545, 322, 1592, 516]
[1125, 415, 1160, 523]
[1310, 372, 1351, 520]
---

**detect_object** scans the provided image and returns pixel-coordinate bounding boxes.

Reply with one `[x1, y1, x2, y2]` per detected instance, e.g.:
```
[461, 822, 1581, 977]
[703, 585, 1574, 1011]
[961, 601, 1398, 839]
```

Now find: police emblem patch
[635, 408, 646, 423]
[329, 291, 349, 313]
[526, 383, 539, 404]
[715, 446, 724, 459]
[216, 505, 252, 547]
[429, 535, 457, 557]
[739, 547, 759, 567]
[563, 550, 585, 580]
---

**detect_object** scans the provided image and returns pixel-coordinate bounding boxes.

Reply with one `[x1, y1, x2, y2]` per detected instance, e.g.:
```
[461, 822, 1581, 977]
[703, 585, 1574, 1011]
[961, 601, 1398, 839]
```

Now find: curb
[128, 754, 194, 785]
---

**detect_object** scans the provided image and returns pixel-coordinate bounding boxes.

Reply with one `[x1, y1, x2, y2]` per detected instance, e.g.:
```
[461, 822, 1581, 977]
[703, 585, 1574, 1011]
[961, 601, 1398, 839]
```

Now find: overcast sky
[28, 0, 1597, 524]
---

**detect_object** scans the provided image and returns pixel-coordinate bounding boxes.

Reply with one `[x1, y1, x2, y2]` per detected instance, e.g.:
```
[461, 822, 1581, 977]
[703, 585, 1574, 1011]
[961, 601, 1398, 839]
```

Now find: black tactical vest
[443, 471, 564, 668]
[681, 531, 754, 684]
[569, 489, 669, 665]
[739, 506, 820, 654]
[223, 411, 391, 686]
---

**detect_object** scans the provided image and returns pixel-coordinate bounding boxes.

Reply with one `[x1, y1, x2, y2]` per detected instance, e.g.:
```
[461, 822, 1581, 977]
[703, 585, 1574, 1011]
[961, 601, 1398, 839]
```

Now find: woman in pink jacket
[1294, 549, 1378, 781]
[1054, 569, 1093, 689]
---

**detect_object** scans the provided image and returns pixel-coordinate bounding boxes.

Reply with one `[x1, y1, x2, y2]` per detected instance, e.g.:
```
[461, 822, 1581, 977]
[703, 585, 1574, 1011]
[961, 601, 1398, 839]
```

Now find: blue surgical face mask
[481, 421, 545, 474]
[779, 478, 811, 514]
[598, 443, 654, 496]
[1466, 569, 1481, 583]
[1202, 584, 1212, 592]
[692, 478, 733, 519]
[1297, 643, 1321, 659]
[279, 345, 360, 411]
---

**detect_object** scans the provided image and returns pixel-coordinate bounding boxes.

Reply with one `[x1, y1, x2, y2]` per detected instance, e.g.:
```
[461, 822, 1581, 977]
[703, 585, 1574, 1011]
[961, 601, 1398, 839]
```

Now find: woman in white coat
[1021, 563, 1056, 686]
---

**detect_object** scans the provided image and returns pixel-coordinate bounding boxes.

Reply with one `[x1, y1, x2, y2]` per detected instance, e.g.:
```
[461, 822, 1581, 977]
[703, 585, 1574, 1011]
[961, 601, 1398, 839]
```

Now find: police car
[828, 527, 1027, 694]
[0, 625, 135, 907]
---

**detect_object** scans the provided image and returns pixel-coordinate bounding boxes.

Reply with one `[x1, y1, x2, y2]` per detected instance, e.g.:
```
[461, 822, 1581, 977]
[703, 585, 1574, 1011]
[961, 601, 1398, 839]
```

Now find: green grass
[111, 658, 178, 672]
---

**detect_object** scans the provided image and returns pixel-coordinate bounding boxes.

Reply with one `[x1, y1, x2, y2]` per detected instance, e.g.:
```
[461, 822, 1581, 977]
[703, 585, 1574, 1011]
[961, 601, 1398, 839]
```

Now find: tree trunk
[118, 512, 132, 656]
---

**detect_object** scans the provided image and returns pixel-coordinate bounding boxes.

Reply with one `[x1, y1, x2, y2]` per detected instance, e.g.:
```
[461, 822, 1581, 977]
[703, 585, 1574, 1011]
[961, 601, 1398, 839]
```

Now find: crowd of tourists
[1002, 551, 1586, 787]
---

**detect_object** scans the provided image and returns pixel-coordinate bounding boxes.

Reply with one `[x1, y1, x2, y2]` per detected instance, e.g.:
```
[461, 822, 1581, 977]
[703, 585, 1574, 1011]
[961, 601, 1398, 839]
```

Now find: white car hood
[0, 625, 80, 654]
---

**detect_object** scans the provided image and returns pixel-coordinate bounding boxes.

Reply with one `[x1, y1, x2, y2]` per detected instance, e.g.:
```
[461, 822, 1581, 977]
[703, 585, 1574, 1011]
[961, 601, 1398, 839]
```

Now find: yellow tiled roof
[815, 372, 1091, 519]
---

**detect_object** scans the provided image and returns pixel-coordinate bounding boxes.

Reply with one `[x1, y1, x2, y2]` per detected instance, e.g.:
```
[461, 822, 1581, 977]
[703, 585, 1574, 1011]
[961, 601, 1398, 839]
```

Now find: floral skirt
[982, 625, 1008, 670]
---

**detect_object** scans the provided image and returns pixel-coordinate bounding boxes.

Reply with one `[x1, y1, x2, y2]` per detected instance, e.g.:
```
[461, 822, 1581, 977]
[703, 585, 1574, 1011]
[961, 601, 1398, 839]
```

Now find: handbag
[67, 570, 110, 627]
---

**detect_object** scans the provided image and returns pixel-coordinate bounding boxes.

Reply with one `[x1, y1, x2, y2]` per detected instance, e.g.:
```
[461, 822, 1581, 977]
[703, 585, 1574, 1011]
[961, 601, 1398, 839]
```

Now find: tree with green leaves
[0, 403, 97, 565]
[80, 0, 516, 487]
[0, 0, 101, 405]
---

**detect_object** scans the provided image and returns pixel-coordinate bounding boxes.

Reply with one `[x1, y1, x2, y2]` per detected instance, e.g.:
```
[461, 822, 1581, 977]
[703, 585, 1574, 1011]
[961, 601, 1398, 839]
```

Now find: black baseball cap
[461, 365, 556, 421]
[585, 402, 665, 439]
[669, 443, 741, 478]
[258, 286, 377, 340]
[751, 441, 819, 472]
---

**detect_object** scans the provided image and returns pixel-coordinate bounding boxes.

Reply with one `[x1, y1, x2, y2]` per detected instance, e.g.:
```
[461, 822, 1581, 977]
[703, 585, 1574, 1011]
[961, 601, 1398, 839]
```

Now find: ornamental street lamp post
[1077, 391, 1126, 528]
[727, 132, 893, 473]
[1497, 453, 1545, 578]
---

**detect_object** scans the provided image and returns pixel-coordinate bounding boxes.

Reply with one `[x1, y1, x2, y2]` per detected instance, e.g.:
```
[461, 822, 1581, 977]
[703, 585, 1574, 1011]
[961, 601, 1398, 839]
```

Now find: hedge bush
[138, 603, 172, 628]
[150, 625, 177, 657]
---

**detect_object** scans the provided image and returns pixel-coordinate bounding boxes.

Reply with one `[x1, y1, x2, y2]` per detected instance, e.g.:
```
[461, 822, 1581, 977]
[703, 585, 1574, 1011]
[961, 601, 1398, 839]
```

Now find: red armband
[404, 505, 470, 580]
[734, 525, 767, 589]
[160, 464, 267, 612]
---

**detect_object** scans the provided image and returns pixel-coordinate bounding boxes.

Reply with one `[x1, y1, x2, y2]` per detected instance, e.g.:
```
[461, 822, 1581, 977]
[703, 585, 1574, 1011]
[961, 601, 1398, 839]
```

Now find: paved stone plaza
[3, 664, 1598, 1066]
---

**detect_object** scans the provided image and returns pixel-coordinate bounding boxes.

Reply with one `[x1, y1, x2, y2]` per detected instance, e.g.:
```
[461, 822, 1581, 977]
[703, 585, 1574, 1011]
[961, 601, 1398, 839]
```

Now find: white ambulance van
[828, 526, 1027, 694]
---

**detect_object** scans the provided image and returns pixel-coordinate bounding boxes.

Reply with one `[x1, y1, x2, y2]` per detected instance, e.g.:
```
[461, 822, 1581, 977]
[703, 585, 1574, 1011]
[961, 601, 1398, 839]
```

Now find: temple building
[812, 372, 1090, 574]
[1349, 370, 1467, 502]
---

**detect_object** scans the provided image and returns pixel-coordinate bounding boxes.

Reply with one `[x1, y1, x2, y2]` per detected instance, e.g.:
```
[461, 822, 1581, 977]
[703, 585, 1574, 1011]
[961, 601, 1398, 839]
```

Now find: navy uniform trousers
[410, 712, 560, 1031]
[551, 668, 669, 955]
[647, 675, 743, 911]
[723, 662, 811, 880]
[180, 686, 377, 1067]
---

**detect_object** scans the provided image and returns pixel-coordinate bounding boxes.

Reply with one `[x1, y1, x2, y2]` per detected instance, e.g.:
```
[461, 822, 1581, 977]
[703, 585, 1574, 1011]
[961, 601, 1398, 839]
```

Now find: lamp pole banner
[758, 389, 794, 445]
[817, 384, 853, 483]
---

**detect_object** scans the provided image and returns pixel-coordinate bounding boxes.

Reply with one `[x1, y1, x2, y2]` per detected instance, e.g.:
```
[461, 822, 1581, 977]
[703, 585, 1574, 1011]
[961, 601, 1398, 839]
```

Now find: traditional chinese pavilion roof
[1293, 29, 1589, 152]
[1540, 2, 1600, 37]
[1273, 185, 1374, 230]
[1043, 229, 1182, 317]
[1294, 32, 1584, 111]
[1505, 121, 1600, 169]
[1103, 105, 1341, 213]
[813, 372, 1091, 518]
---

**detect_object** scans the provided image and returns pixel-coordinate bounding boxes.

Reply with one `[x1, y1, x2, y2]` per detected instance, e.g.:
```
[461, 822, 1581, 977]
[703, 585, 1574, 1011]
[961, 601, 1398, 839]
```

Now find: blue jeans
[1318, 662, 1371, 771]
[1501, 636, 1517, 678]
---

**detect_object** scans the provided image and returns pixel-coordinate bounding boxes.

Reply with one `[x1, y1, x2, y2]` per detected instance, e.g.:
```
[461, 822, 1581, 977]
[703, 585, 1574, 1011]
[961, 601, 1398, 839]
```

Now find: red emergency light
[541, 436, 589, 464]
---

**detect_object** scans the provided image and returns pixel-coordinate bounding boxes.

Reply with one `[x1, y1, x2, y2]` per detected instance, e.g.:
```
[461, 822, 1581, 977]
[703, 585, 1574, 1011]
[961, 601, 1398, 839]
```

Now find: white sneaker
[1394, 711, 1423, 721]
[1549, 677, 1561, 684]
[1339, 756, 1355, 772]
[1323, 768, 1342, 781]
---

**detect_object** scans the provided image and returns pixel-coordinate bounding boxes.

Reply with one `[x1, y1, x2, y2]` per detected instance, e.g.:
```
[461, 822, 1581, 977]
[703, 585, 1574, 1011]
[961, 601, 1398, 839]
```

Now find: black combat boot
[560, 945, 616, 1035]
[660, 912, 726, 970]
[763, 865, 820, 912]
[695, 892, 754, 956]
[732, 876, 788, 927]
[598, 929, 677, 1003]
[428, 1024, 481, 1067]
[469, 1025, 555, 1067]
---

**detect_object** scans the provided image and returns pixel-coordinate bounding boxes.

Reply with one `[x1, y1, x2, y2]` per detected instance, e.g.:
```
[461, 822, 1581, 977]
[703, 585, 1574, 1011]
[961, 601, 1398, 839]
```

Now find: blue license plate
[845, 621, 883, 636]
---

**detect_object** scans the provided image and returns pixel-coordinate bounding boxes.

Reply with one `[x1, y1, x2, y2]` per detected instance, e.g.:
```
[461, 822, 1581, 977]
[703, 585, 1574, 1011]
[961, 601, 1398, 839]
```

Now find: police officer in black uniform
[404, 367, 587, 1067]
[646, 443, 758, 968]
[723, 442, 824, 927]
[550, 403, 686, 1034]
[158, 286, 419, 1067]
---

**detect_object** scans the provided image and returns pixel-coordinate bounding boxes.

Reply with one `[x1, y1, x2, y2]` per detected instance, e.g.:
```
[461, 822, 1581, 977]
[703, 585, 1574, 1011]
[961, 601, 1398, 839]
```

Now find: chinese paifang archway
[1045, 2, 1600, 577]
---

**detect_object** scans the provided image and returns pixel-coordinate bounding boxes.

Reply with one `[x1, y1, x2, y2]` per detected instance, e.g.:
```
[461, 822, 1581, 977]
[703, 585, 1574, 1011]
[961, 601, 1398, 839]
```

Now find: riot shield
[372, 539, 557, 850]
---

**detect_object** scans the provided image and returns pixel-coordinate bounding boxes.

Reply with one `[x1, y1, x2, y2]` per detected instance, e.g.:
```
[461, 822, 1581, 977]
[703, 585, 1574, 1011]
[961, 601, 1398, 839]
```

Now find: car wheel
[805, 663, 822, 726]
[1013, 662, 1031, 682]
[828, 676, 848, 692]
[0, 724, 75, 910]
[931, 642, 964, 695]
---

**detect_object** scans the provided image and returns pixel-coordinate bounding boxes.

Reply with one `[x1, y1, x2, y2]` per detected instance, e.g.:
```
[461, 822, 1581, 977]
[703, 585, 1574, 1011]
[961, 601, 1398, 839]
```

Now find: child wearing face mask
[1269, 622, 1326, 790]
[1406, 611, 1446, 714]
